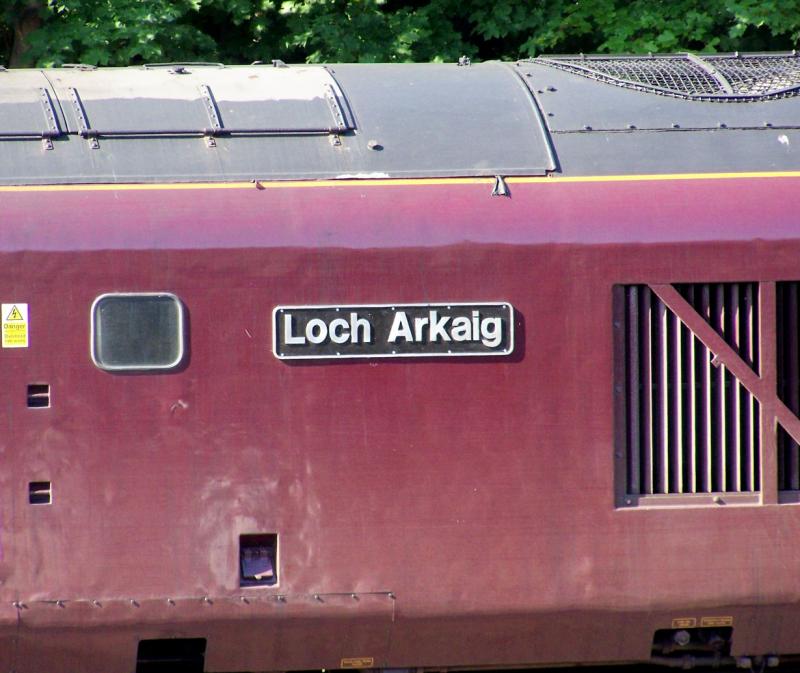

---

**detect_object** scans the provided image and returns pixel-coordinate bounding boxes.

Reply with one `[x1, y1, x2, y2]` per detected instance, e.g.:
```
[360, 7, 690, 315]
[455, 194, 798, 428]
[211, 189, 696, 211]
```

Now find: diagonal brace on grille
[686, 54, 734, 94]
[651, 283, 797, 503]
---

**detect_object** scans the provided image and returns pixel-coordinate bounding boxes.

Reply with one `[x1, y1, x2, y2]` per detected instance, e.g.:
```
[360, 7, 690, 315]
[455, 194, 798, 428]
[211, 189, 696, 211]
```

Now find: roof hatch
[49, 65, 354, 141]
[0, 71, 62, 146]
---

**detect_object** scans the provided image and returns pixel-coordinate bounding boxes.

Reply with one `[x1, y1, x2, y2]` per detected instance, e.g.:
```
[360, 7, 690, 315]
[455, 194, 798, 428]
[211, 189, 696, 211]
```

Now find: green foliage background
[2, 0, 799, 67]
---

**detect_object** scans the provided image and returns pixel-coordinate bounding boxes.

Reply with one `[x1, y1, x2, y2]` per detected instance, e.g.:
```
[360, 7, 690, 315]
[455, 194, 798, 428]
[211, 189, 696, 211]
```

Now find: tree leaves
[3, 0, 800, 67]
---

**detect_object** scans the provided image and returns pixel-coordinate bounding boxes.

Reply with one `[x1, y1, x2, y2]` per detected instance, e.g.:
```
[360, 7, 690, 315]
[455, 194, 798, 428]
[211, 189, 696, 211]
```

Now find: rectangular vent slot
[27, 383, 49, 408]
[29, 481, 51, 505]
[618, 284, 760, 496]
[778, 282, 800, 490]
[240, 533, 278, 587]
[136, 638, 206, 673]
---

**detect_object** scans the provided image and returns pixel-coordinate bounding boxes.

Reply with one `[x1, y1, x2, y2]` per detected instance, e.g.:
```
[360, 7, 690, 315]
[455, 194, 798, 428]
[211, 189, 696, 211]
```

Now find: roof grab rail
[143, 62, 225, 70]
[60, 63, 97, 71]
[248, 60, 288, 67]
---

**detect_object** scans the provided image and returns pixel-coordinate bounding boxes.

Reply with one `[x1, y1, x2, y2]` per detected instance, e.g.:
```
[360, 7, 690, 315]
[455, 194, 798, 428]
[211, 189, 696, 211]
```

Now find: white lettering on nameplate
[273, 303, 513, 360]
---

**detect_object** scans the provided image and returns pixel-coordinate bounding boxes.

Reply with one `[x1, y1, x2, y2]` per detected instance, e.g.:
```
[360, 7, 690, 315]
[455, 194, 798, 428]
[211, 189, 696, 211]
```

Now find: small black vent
[778, 282, 800, 491]
[28, 481, 51, 505]
[538, 53, 800, 101]
[617, 283, 760, 499]
[240, 534, 277, 587]
[136, 638, 206, 673]
[27, 383, 49, 408]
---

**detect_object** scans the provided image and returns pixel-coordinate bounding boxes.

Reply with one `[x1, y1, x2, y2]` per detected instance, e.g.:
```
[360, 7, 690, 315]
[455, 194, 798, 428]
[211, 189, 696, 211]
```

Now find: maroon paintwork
[2, 176, 800, 672]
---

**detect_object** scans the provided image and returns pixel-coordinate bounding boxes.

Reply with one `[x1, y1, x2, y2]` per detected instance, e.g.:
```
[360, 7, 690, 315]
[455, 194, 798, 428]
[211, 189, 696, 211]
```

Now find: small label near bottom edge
[341, 657, 375, 668]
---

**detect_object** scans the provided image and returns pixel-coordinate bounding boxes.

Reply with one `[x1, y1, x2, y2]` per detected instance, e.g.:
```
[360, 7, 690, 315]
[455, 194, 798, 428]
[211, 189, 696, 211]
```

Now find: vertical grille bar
[742, 284, 754, 490]
[760, 282, 778, 504]
[658, 298, 670, 493]
[641, 287, 654, 494]
[626, 287, 641, 494]
[740, 285, 748, 490]
[788, 283, 799, 490]
[700, 285, 713, 492]
[620, 282, 761, 498]
[671, 308, 684, 492]
[686, 286, 697, 492]
[731, 284, 742, 491]
[778, 282, 800, 492]
[790, 287, 798, 488]
[714, 284, 727, 491]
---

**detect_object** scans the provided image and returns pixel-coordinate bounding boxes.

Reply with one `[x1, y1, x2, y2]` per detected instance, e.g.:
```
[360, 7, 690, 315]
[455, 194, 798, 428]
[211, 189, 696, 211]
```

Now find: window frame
[90, 292, 185, 372]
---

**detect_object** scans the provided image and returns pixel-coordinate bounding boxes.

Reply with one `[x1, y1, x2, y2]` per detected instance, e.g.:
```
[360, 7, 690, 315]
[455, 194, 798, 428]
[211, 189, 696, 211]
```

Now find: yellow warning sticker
[340, 658, 375, 669]
[2, 303, 28, 348]
[701, 616, 734, 627]
[671, 617, 697, 629]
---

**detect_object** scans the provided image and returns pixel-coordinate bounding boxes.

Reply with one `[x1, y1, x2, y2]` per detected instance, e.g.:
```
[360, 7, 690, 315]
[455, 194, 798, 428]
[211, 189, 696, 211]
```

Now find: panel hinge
[492, 175, 510, 197]
[69, 87, 100, 148]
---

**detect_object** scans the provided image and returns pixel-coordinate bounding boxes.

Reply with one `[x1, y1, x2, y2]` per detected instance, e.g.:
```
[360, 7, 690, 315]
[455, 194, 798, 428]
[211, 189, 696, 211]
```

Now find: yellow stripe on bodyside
[511, 170, 800, 184]
[0, 170, 800, 193]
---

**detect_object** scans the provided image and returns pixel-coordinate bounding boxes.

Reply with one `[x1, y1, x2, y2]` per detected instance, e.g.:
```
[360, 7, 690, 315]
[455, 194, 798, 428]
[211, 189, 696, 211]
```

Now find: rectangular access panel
[0, 71, 62, 139]
[51, 65, 354, 136]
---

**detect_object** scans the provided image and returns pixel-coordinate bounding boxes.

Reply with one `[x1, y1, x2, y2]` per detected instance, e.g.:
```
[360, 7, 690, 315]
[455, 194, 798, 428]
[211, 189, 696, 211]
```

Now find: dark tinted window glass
[92, 294, 183, 370]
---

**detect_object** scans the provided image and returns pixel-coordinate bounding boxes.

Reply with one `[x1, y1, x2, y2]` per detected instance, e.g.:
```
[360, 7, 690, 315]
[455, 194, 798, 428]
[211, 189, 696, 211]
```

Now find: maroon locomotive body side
[1, 175, 800, 672]
[3, 55, 800, 672]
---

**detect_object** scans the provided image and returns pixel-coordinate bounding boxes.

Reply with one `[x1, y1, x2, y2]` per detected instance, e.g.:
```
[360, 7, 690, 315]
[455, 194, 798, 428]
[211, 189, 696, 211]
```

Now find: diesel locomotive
[2, 53, 800, 673]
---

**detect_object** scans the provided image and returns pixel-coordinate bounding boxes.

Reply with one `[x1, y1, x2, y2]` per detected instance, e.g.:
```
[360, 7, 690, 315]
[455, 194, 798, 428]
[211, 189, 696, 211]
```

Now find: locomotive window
[91, 293, 184, 371]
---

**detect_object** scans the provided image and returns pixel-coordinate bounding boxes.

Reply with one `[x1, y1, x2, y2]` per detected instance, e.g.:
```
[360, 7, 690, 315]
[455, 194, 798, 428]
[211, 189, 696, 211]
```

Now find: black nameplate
[273, 303, 514, 360]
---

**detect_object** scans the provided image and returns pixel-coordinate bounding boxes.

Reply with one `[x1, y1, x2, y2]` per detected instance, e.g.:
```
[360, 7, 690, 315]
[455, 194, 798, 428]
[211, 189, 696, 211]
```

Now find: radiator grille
[544, 57, 722, 96]
[778, 282, 800, 491]
[538, 53, 800, 101]
[619, 284, 760, 497]
[717, 55, 800, 96]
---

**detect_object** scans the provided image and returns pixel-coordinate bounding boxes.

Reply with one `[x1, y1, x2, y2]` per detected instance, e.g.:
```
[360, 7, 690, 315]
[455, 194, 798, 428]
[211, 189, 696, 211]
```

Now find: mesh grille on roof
[536, 53, 800, 102]
[544, 57, 723, 96]
[719, 56, 800, 95]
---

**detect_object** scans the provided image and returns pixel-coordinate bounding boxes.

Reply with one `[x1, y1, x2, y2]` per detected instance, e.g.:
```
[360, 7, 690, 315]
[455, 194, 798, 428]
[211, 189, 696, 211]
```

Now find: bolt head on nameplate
[273, 303, 514, 360]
